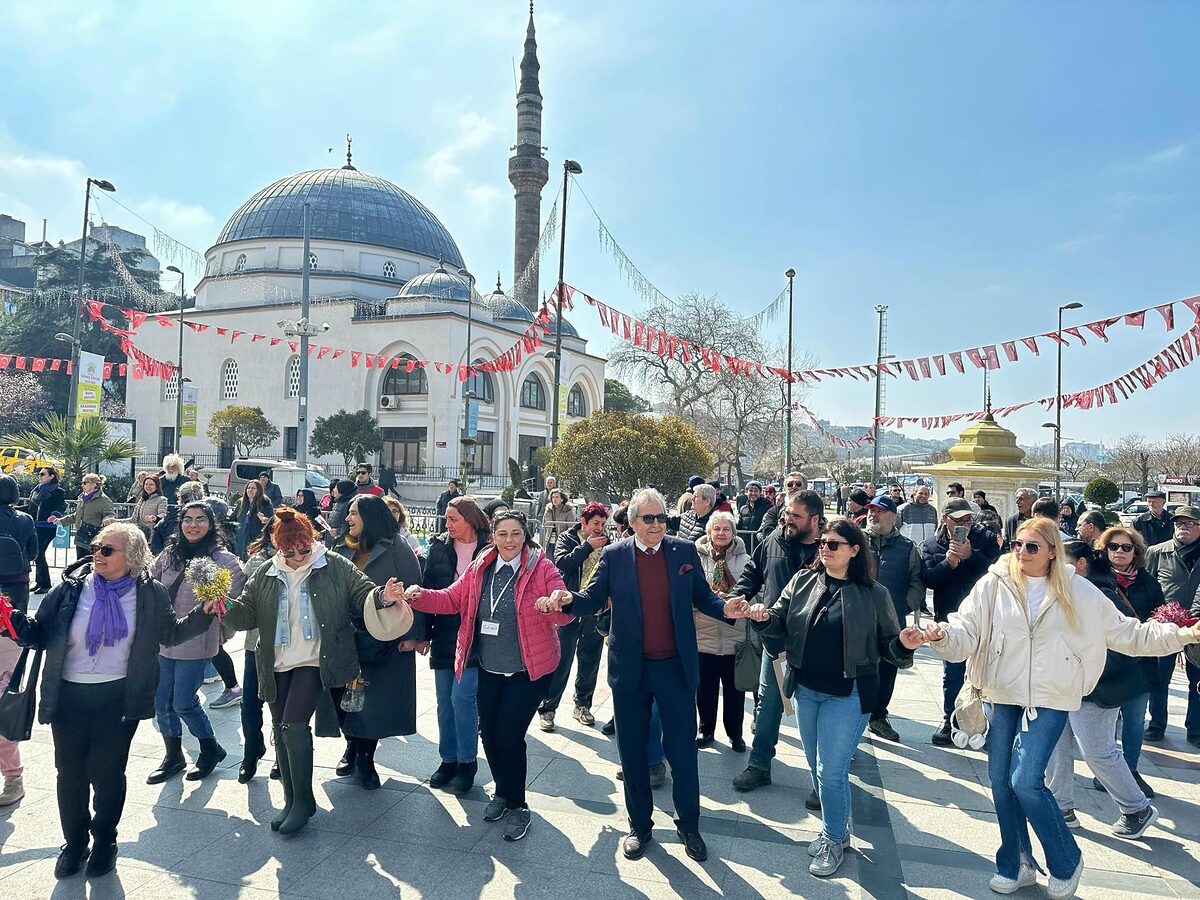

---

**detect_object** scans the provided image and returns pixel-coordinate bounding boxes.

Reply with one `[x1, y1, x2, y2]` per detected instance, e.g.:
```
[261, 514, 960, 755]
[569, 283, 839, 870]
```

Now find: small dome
[547, 313, 580, 339]
[485, 288, 535, 323]
[395, 265, 472, 301]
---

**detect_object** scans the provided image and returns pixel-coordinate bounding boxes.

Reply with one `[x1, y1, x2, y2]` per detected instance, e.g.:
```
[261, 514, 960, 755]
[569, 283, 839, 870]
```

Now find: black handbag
[734, 619, 762, 693]
[0, 646, 43, 741]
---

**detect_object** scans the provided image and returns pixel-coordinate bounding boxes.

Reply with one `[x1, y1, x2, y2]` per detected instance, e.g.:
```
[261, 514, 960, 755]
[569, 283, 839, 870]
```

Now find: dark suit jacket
[568, 535, 730, 694]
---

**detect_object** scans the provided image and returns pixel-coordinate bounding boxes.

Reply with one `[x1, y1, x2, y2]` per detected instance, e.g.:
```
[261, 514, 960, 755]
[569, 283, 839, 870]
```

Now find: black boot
[335, 738, 358, 777]
[186, 737, 228, 780]
[147, 736, 186, 784]
[429, 760, 457, 789]
[270, 726, 291, 831]
[238, 742, 265, 784]
[279, 724, 316, 835]
[357, 740, 381, 791]
[450, 760, 477, 794]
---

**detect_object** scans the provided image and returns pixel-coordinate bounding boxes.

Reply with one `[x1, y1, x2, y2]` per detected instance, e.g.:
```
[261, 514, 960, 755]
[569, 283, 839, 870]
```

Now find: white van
[220, 459, 330, 503]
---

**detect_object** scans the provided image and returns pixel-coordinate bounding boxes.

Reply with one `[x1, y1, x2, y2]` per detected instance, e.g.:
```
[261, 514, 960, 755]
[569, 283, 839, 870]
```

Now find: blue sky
[2, 1, 1197, 446]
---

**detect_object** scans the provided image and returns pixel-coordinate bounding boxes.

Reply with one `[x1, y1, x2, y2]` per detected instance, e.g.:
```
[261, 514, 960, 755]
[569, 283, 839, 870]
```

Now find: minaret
[508, 2, 549, 312]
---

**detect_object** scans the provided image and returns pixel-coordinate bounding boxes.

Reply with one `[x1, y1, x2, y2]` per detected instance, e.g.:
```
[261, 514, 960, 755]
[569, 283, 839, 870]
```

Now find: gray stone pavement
[3, 580, 1200, 898]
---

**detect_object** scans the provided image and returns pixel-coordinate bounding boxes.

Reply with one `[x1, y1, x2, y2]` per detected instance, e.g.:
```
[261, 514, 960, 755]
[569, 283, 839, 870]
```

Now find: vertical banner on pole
[181, 386, 199, 437]
[466, 399, 479, 438]
[76, 350, 105, 419]
[557, 385, 569, 425]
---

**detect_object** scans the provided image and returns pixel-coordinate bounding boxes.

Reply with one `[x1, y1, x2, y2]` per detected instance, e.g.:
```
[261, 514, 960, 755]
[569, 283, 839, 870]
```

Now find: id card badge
[480, 620, 501, 636]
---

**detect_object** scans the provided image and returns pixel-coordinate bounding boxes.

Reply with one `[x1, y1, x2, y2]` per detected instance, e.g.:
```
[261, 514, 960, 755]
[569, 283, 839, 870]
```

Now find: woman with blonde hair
[50, 473, 116, 562]
[911, 516, 1200, 898]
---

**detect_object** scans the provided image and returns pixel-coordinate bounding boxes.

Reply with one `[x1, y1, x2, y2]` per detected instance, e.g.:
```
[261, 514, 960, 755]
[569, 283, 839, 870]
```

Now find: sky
[2, 0, 1198, 448]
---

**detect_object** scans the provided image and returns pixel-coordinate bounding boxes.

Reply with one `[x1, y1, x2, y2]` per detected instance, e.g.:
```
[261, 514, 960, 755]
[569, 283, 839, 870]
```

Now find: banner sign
[181, 385, 199, 438]
[76, 350, 105, 419]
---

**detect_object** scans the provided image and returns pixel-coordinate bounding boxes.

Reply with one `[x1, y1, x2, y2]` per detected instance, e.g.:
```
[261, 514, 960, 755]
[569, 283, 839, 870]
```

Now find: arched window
[285, 355, 300, 399]
[308, 251, 318, 270]
[383, 261, 396, 279]
[234, 253, 247, 272]
[520, 373, 547, 410]
[220, 359, 239, 400]
[467, 359, 494, 404]
[162, 369, 180, 401]
[567, 384, 587, 417]
[381, 354, 428, 396]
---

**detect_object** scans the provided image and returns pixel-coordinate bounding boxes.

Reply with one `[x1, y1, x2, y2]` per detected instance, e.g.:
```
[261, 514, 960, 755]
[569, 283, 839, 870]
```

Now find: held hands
[381, 578, 407, 606]
[723, 597, 750, 619]
[403, 584, 422, 602]
[535, 589, 572, 614]
[747, 603, 771, 623]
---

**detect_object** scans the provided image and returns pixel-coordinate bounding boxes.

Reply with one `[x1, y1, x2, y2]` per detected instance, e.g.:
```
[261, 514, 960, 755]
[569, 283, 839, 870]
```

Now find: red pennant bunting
[1021, 336, 1040, 355]
[50, 358, 62, 371]
[902, 360, 919, 380]
[351, 352, 361, 367]
[932, 355, 945, 376]
[1002, 341, 1018, 362]
[1156, 304, 1175, 330]
[1063, 327, 1087, 346]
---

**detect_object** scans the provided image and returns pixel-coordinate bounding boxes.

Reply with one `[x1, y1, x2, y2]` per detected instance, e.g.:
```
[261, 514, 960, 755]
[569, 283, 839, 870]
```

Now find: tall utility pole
[459, 267, 476, 483]
[296, 203, 312, 469]
[784, 269, 795, 470]
[66, 177, 115, 428]
[165, 266, 186, 451]
[1053, 301, 1084, 498]
[550, 159, 582, 447]
[872, 305, 889, 481]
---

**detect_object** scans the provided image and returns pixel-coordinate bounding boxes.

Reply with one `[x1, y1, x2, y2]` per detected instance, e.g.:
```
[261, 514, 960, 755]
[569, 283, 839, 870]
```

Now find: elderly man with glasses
[1146, 506, 1200, 747]
[757, 472, 808, 541]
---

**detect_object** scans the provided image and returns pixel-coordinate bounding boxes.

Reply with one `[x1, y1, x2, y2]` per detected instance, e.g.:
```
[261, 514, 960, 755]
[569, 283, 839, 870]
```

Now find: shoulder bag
[0, 645, 43, 741]
[734, 618, 762, 692]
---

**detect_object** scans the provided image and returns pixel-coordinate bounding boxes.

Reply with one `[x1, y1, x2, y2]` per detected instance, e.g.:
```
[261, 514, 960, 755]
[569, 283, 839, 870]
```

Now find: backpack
[0, 512, 33, 578]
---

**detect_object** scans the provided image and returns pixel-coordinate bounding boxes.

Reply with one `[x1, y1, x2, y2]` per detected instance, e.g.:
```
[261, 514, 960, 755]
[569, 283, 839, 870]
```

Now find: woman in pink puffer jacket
[405, 509, 571, 842]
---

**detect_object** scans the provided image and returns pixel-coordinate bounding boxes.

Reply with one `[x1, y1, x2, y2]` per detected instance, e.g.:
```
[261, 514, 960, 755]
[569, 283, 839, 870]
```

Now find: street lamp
[784, 268, 795, 470]
[550, 159, 582, 448]
[871, 305, 893, 481]
[1054, 301, 1084, 498]
[458, 267, 476, 483]
[165, 265, 186, 452]
[66, 177, 116, 429]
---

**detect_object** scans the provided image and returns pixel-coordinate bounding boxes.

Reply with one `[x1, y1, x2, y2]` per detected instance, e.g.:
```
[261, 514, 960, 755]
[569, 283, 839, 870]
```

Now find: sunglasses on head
[1011, 539, 1043, 555]
[89, 543, 120, 557]
[818, 538, 849, 551]
[280, 547, 312, 559]
[638, 513, 669, 525]
[1106, 541, 1135, 553]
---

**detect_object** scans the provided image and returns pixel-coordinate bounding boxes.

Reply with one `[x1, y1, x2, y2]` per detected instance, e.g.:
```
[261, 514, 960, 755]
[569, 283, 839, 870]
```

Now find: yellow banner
[76, 350, 104, 419]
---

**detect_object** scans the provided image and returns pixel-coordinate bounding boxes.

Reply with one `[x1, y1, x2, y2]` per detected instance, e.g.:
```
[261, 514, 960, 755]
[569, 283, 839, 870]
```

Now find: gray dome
[396, 266, 472, 300]
[215, 167, 464, 266]
[485, 290, 534, 323]
[547, 313, 579, 339]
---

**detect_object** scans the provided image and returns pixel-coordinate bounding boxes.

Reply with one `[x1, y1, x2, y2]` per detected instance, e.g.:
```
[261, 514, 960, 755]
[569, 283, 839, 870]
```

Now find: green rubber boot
[278, 724, 317, 835]
[270, 726, 292, 831]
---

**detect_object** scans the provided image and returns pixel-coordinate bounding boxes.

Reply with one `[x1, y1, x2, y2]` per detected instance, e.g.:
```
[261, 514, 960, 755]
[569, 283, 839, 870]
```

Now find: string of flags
[0, 355, 128, 379]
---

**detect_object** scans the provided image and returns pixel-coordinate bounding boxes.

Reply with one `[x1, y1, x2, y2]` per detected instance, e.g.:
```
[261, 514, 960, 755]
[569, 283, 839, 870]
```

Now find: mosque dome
[214, 166, 464, 266]
[395, 265, 473, 301]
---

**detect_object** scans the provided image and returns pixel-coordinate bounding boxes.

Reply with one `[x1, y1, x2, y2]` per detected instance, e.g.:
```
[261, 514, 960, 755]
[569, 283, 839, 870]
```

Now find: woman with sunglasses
[404, 509, 572, 842]
[6, 523, 217, 877]
[747, 518, 921, 878]
[214, 508, 411, 835]
[232, 480, 274, 560]
[145, 501, 246, 785]
[49, 473, 115, 564]
[27, 467, 66, 594]
[914, 517, 1200, 898]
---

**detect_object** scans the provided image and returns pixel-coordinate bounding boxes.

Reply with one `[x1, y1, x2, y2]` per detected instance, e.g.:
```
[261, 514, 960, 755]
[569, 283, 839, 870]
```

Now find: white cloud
[423, 112, 500, 184]
[1145, 142, 1188, 165]
[133, 198, 215, 232]
[1051, 233, 1104, 254]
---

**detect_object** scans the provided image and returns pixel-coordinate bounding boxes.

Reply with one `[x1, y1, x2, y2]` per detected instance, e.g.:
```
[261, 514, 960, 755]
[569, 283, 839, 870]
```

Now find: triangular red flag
[1021, 337, 1040, 355]
[1002, 341, 1018, 362]
[1156, 304, 1175, 330]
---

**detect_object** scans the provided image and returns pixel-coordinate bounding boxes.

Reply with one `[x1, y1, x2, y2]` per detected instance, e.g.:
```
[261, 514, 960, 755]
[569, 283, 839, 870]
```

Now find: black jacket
[0, 505, 38, 587]
[757, 503, 784, 542]
[28, 483, 66, 524]
[921, 524, 1002, 620]
[1003, 512, 1031, 546]
[554, 522, 609, 594]
[1133, 512, 1173, 550]
[731, 529, 817, 609]
[753, 569, 913, 712]
[421, 530, 488, 670]
[675, 508, 711, 543]
[738, 497, 773, 533]
[12, 559, 213, 723]
[867, 528, 926, 622]
[1083, 556, 1155, 707]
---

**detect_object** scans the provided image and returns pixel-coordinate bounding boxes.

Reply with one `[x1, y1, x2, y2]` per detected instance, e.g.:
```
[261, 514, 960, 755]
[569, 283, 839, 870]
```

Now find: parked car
[220, 458, 330, 503]
[0, 446, 65, 476]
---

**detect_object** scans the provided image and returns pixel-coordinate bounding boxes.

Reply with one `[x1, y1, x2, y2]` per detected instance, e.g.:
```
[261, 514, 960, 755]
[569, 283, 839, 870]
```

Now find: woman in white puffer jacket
[906, 516, 1200, 899]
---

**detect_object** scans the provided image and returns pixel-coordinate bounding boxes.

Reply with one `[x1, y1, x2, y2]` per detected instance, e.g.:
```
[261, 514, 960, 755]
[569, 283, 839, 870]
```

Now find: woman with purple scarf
[7, 522, 216, 880]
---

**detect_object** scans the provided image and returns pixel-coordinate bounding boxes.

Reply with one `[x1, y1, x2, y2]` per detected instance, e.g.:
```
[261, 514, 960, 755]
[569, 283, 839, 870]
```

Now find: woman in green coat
[215, 508, 412, 835]
[49, 473, 116, 560]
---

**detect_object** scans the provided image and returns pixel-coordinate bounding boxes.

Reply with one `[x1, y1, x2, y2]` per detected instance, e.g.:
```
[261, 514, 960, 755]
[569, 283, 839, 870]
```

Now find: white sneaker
[808, 833, 851, 857]
[989, 862, 1037, 894]
[1046, 859, 1083, 899]
[0, 776, 25, 807]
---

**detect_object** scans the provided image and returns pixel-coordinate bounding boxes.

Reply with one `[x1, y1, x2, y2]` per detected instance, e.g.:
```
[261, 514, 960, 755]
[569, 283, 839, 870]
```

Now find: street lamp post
[165, 266, 186, 452]
[550, 159, 582, 448]
[67, 177, 116, 428]
[459, 267, 476, 484]
[784, 268, 795, 470]
[1054, 301, 1084, 498]
[871, 305, 890, 481]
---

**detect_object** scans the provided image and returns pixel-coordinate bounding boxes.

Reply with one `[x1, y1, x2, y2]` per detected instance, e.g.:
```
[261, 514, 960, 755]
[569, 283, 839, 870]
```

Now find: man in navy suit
[543, 488, 750, 862]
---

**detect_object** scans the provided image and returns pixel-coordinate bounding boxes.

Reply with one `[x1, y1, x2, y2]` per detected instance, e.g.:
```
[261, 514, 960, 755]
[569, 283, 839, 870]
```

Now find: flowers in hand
[0, 591, 16, 639]
[1151, 602, 1199, 628]
[186, 558, 234, 620]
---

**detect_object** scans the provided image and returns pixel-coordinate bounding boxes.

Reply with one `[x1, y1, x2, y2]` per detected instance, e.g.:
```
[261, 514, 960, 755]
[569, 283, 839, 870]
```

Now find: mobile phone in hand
[953, 525, 969, 543]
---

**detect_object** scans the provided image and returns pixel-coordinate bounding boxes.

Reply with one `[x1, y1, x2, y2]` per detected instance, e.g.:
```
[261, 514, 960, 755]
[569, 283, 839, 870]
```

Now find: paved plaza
[2, 590, 1199, 899]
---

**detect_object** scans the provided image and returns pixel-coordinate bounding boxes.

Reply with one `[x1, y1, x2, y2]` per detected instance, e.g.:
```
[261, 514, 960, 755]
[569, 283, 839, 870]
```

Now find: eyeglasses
[181, 517, 209, 526]
[783, 511, 808, 520]
[280, 547, 312, 559]
[818, 538, 849, 551]
[638, 513, 669, 525]
[1106, 542, 1135, 553]
[785, 481, 803, 489]
[89, 544, 121, 557]
[1175, 519, 1199, 530]
[1011, 540, 1043, 555]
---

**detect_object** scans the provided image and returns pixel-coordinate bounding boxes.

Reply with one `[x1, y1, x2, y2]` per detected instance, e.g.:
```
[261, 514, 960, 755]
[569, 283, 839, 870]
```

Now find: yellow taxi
[0, 446, 65, 476]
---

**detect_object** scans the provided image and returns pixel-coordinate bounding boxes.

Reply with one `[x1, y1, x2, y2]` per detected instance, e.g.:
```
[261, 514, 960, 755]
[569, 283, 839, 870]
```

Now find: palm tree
[4, 413, 143, 490]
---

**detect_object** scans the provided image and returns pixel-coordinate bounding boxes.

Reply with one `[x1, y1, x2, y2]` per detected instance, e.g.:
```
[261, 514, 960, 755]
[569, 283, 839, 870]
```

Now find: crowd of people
[1, 461, 1199, 899]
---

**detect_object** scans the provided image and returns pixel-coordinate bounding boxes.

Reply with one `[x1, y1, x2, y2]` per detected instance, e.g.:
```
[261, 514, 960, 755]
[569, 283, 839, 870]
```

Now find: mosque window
[520, 373, 546, 410]
[383, 261, 396, 279]
[467, 359, 494, 404]
[234, 253, 247, 272]
[567, 384, 586, 417]
[309, 252, 318, 270]
[220, 359, 239, 400]
[285, 355, 300, 399]
[381, 354, 428, 396]
[162, 370, 180, 401]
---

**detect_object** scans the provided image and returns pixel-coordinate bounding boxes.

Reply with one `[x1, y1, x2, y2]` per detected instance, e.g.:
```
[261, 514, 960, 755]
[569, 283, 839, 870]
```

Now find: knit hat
[849, 489, 871, 506]
[688, 476, 705, 490]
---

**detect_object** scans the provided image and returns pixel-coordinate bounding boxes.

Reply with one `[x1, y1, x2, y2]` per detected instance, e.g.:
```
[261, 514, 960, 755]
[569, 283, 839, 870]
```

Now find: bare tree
[1099, 434, 1159, 494]
[1059, 453, 1095, 482]
[1156, 432, 1200, 482]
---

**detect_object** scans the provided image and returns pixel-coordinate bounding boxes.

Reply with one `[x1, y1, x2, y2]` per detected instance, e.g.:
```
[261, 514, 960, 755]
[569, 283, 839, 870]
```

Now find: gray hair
[628, 487, 668, 520]
[178, 482, 207, 504]
[1015, 487, 1038, 501]
[706, 510, 738, 535]
[692, 484, 718, 504]
[96, 522, 151, 576]
[161, 453, 185, 474]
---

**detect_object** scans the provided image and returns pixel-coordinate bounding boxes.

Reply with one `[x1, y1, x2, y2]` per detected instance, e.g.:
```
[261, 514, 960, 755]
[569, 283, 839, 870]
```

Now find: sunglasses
[280, 547, 312, 559]
[89, 544, 121, 557]
[638, 513, 669, 525]
[818, 538, 849, 551]
[1011, 540, 1043, 555]
[1106, 542, 1135, 553]
[38, 471, 52, 477]
[785, 482, 803, 488]
[356, 470, 370, 475]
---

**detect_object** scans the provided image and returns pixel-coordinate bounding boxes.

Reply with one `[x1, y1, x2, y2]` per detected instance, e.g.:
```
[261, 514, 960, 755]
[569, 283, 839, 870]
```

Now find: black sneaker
[55, 843, 88, 879]
[1112, 804, 1157, 840]
[732, 766, 771, 792]
[1143, 725, 1165, 742]
[805, 790, 822, 811]
[450, 760, 477, 794]
[931, 723, 953, 746]
[601, 718, 616, 736]
[1132, 771, 1155, 799]
[85, 843, 117, 878]
[868, 718, 901, 742]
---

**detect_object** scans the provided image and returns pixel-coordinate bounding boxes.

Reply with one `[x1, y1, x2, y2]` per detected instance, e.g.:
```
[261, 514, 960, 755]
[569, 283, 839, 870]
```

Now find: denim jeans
[1120, 692, 1149, 772]
[1148, 653, 1200, 736]
[155, 656, 215, 740]
[988, 704, 1080, 881]
[1047, 701, 1147, 816]
[794, 683, 869, 843]
[749, 651, 784, 771]
[942, 660, 966, 724]
[434, 665, 479, 763]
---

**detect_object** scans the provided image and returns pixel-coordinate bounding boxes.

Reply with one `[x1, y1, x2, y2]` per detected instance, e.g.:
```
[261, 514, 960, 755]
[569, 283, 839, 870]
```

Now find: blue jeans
[241, 649, 266, 756]
[942, 660, 966, 725]
[749, 651, 784, 771]
[155, 656, 215, 740]
[434, 665, 479, 764]
[1120, 692, 1149, 772]
[987, 705, 1080, 881]
[794, 683, 869, 843]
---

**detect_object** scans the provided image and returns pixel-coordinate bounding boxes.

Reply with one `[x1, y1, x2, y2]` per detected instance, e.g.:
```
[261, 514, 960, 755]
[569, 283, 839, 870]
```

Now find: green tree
[3, 413, 143, 490]
[309, 409, 382, 470]
[546, 411, 713, 502]
[1083, 476, 1120, 508]
[206, 406, 279, 457]
[603, 378, 651, 413]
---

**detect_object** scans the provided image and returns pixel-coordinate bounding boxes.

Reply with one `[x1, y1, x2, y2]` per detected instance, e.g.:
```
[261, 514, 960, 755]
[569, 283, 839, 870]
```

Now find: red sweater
[636, 545, 677, 659]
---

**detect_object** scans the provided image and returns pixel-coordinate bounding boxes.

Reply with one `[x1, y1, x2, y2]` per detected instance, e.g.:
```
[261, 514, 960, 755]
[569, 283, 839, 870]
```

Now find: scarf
[1113, 563, 1139, 589]
[80, 489, 97, 504]
[1178, 538, 1200, 572]
[85, 572, 135, 656]
[342, 535, 370, 570]
[709, 543, 732, 594]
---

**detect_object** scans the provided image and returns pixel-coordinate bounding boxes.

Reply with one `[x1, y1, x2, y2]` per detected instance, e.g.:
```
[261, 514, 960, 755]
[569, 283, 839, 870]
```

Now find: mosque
[124, 6, 605, 487]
